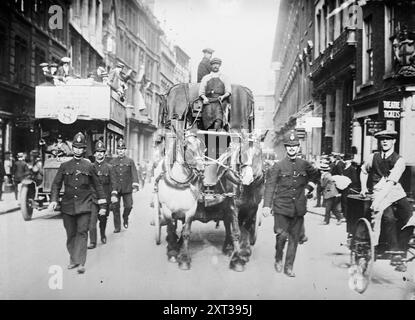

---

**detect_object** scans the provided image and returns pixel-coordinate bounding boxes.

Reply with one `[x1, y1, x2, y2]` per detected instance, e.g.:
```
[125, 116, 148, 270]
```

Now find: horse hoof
[179, 262, 191, 270]
[230, 262, 245, 272]
[168, 256, 177, 263]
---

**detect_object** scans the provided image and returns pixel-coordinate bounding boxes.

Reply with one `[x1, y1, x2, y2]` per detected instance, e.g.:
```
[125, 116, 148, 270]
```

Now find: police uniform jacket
[263, 156, 319, 217]
[92, 160, 118, 203]
[51, 158, 106, 215]
[111, 156, 139, 194]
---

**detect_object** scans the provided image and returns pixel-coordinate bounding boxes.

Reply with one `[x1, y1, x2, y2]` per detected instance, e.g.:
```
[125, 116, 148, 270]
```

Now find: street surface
[1, 183, 414, 300]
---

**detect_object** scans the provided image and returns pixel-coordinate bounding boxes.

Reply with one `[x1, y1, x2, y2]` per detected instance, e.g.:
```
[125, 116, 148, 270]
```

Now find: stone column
[333, 86, 343, 153]
[89, 0, 97, 45]
[334, 0, 341, 39]
[81, 0, 89, 36]
[96, 0, 103, 52]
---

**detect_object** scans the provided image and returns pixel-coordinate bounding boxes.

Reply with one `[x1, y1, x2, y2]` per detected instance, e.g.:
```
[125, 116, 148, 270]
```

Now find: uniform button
[76, 178, 78, 181]
[75, 187, 77, 189]
[74, 195, 77, 198]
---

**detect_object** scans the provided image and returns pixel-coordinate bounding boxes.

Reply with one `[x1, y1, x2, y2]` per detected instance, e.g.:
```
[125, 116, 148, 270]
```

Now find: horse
[156, 127, 206, 270]
[193, 134, 264, 272]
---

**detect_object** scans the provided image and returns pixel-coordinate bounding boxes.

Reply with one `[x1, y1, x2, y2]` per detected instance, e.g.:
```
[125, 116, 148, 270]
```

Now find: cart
[346, 194, 415, 293]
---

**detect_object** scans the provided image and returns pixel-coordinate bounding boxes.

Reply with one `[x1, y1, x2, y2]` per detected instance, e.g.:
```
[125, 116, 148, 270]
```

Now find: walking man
[111, 140, 139, 232]
[12, 152, 29, 200]
[88, 141, 119, 249]
[49, 132, 107, 274]
[262, 130, 319, 277]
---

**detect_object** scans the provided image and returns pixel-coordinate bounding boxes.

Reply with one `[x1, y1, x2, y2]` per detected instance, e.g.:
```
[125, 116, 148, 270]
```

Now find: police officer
[262, 130, 319, 277]
[49, 133, 107, 274]
[111, 140, 139, 232]
[88, 141, 119, 249]
[360, 129, 413, 272]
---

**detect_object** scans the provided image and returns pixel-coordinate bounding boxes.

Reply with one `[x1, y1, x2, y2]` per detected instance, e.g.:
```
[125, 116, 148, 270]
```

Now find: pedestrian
[0, 158, 5, 201]
[360, 129, 413, 272]
[262, 130, 319, 277]
[197, 48, 214, 83]
[12, 152, 29, 200]
[88, 141, 119, 249]
[342, 153, 359, 218]
[49, 132, 107, 274]
[111, 140, 140, 232]
[320, 161, 345, 225]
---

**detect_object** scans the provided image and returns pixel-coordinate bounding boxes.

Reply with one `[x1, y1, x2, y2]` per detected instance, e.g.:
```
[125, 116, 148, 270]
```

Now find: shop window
[0, 26, 8, 77]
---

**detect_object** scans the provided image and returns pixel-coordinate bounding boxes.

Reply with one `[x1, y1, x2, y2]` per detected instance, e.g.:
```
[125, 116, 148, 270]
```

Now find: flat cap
[210, 57, 222, 65]
[202, 48, 214, 54]
[374, 129, 398, 140]
[39, 62, 49, 67]
[61, 57, 71, 63]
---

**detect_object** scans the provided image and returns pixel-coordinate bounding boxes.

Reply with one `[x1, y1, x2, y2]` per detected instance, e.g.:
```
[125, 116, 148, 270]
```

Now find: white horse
[156, 129, 205, 270]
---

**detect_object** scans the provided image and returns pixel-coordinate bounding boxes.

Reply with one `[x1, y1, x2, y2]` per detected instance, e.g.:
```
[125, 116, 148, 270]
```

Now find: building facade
[0, 0, 70, 160]
[271, 0, 316, 158]
[174, 45, 191, 84]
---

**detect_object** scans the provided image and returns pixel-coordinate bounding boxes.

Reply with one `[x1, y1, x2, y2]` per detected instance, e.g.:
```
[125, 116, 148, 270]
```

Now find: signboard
[36, 85, 111, 121]
[366, 120, 385, 136]
[380, 100, 401, 119]
[107, 123, 124, 136]
[110, 97, 126, 127]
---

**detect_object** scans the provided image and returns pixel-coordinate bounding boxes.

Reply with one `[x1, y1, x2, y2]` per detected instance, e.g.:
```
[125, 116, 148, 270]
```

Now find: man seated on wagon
[199, 57, 231, 131]
[360, 129, 414, 272]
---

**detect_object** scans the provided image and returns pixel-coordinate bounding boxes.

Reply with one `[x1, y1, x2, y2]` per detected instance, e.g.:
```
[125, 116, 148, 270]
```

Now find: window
[34, 47, 46, 84]
[363, 16, 373, 83]
[15, 36, 29, 84]
[33, 0, 47, 29]
[0, 26, 8, 77]
[385, 5, 395, 74]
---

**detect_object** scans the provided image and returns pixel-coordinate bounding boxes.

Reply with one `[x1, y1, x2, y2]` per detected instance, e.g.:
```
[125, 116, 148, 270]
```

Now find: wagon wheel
[154, 192, 162, 245]
[20, 182, 36, 221]
[348, 218, 374, 294]
[249, 202, 263, 246]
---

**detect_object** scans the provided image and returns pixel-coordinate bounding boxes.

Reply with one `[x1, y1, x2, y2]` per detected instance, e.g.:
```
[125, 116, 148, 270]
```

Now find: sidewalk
[0, 192, 20, 215]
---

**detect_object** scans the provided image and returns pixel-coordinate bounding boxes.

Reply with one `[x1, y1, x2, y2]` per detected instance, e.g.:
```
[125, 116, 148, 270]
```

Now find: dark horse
[193, 134, 264, 271]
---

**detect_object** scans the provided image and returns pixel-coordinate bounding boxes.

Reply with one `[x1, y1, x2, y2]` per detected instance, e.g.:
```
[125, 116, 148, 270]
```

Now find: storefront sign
[366, 120, 385, 136]
[381, 100, 401, 119]
[107, 123, 124, 136]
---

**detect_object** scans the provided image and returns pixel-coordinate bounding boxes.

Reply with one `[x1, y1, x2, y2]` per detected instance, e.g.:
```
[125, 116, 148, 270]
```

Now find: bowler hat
[374, 129, 397, 140]
[94, 140, 106, 152]
[72, 132, 87, 148]
[320, 161, 330, 171]
[210, 57, 222, 65]
[283, 130, 300, 146]
[203, 48, 214, 54]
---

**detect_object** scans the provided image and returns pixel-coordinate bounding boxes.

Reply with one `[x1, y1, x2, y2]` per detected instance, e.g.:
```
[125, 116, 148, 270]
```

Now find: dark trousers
[89, 203, 110, 244]
[13, 180, 21, 200]
[274, 214, 304, 270]
[340, 189, 347, 215]
[316, 183, 322, 207]
[324, 196, 343, 223]
[0, 180, 3, 200]
[113, 192, 133, 230]
[62, 212, 91, 266]
[382, 197, 413, 252]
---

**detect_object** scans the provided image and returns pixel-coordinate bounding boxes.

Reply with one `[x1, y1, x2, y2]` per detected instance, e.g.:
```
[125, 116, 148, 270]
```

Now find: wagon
[153, 82, 263, 247]
[346, 194, 415, 293]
